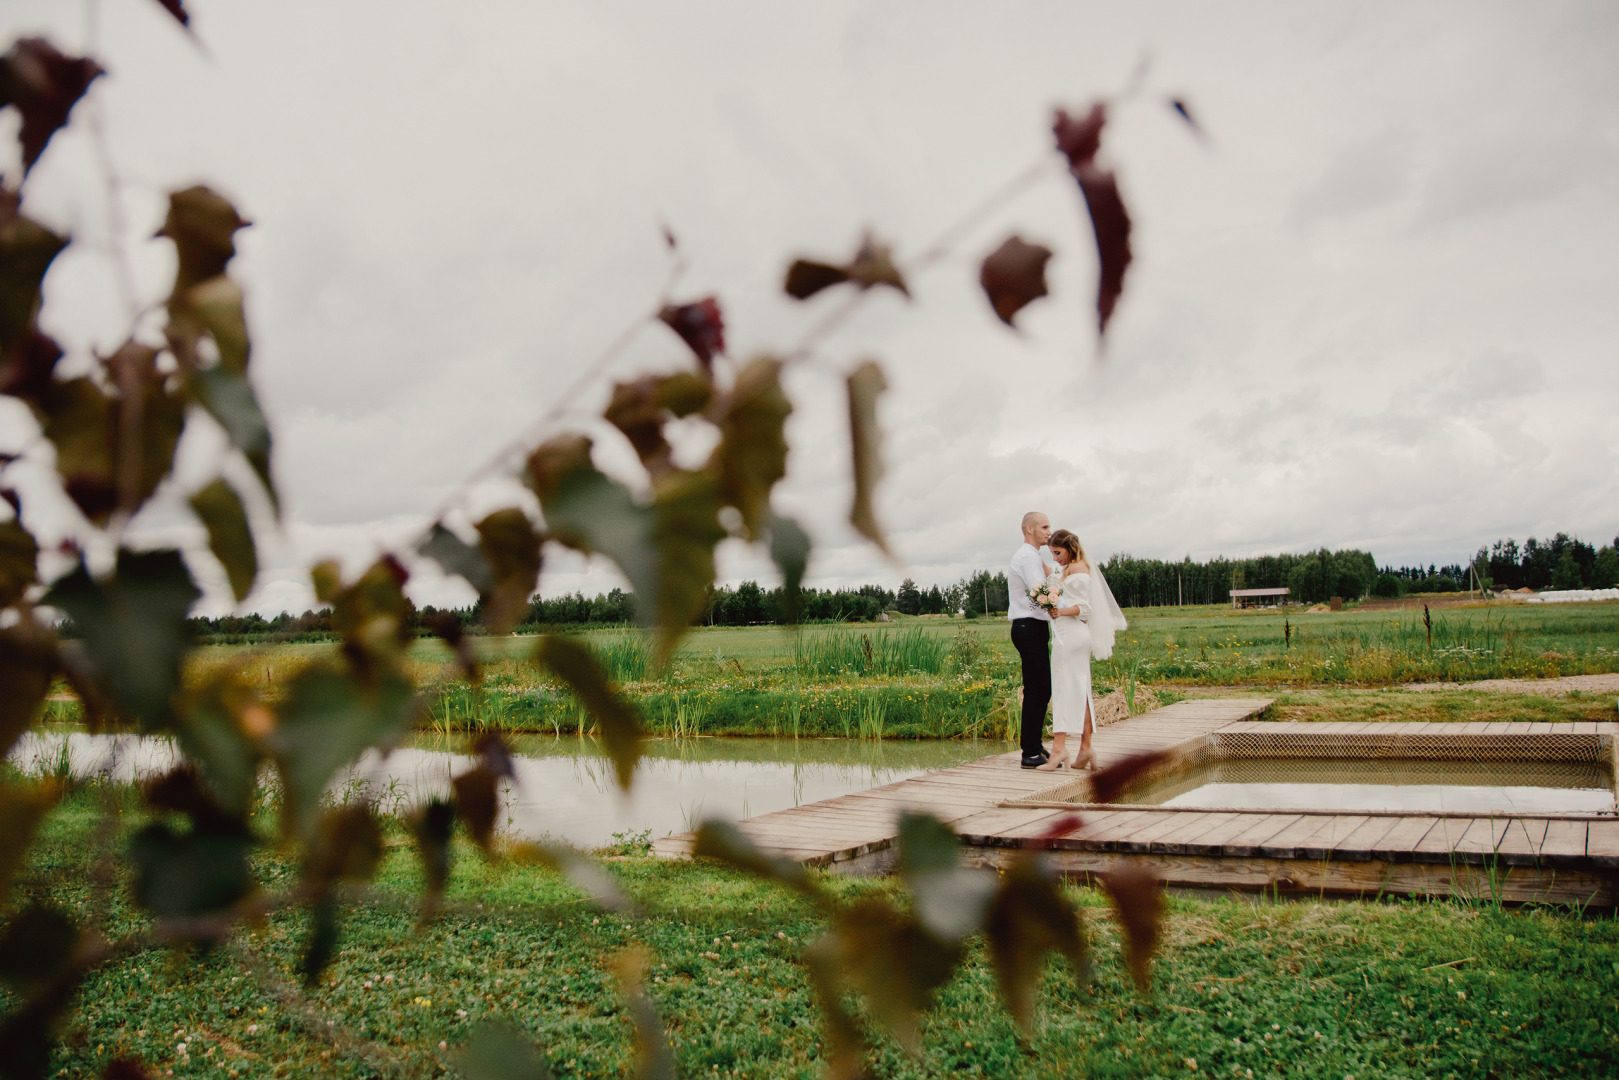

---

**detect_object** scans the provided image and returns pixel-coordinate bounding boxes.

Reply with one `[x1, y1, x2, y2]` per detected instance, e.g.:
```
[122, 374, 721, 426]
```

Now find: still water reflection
[7, 731, 991, 849]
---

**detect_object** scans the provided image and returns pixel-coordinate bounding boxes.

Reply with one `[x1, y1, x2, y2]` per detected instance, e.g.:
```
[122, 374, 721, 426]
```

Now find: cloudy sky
[5, 1, 1617, 615]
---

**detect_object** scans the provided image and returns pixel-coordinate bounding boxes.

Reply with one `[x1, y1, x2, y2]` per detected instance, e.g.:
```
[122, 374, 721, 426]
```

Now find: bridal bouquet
[1028, 581, 1059, 614]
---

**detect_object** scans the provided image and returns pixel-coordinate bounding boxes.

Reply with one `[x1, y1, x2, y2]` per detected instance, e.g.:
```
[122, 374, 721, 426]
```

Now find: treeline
[1478, 532, 1619, 592]
[1099, 549, 1378, 608]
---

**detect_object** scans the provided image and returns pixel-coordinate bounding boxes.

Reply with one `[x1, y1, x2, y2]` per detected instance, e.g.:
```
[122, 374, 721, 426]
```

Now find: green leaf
[307, 804, 385, 886]
[456, 1020, 553, 1080]
[129, 820, 253, 923]
[266, 666, 417, 835]
[0, 904, 76, 993]
[706, 357, 790, 540]
[690, 820, 821, 902]
[0, 519, 38, 608]
[157, 185, 249, 293]
[418, 523, 493, 595]
[0, 622, 53, 759]
[475, 508, 541, 635]
[646, 469, 726, 661]
[177, 274, 249, 374]
[189, 479, 257, 603]
[173, 668, 265, 817]
[825, 899, 960, 1055]
[604, 372, 712, 477]
[43, 549, 199, 729]
[896, 812, 996, 944]
[0, 197, 68, 354]
[611, 949, 676, 1080]
[190, 366, 276, 511]
[846, 360, 889, 553]
[38, 376, 115, 522]
[533, 636, 642, 791]
[767, 513, 810, 624]
[512, 843, 637, 914]
[984, 854, 1089, 1032]
[0, 780, 56, 909]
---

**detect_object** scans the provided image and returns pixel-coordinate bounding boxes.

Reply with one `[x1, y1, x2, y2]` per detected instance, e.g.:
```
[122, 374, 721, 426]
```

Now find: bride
[1036, 529, 1128, 771]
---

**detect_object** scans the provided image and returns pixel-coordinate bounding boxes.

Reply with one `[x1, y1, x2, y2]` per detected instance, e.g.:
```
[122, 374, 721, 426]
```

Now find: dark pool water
[1126, 758, 1616, 815]
[7, 731, 993, 848]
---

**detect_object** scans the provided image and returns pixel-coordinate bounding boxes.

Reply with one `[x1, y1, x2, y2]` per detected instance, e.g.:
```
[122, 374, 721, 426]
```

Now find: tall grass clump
[795, 626, 947, 680]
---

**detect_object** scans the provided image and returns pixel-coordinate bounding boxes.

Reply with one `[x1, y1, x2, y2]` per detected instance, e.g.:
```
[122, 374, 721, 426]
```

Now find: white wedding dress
[1048, 569, 1095, 735]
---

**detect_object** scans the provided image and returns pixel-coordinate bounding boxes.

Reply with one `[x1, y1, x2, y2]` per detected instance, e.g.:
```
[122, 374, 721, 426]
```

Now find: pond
[6, 731, 994, 849]
[1121, 757, 1616, 816]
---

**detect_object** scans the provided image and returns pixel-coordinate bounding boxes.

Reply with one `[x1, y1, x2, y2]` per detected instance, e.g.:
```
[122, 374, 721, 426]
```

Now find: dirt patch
[1405, 673, 1619, 697]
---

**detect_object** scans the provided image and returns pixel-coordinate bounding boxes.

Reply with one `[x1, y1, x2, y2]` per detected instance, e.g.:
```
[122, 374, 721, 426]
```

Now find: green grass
[14, 794, 1619, 1079]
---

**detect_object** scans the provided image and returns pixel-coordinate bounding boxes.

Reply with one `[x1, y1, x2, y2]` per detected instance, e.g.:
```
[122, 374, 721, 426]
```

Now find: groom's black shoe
[1020, 753, 1049, 768]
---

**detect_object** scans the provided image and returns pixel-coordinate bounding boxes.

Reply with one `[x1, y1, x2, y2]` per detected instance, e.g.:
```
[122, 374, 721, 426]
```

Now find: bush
[1372, 572, 1403, 598]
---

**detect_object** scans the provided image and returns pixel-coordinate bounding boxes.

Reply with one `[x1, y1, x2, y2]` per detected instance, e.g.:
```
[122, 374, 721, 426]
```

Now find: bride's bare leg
[1035, 732, 1068, 771]
[1074, 702, 1095, 769]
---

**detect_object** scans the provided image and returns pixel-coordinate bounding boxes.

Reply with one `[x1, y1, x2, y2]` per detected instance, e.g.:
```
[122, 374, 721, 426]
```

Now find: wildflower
[246, 1025, 257, 1035]
[438, 1041, 448, 1051]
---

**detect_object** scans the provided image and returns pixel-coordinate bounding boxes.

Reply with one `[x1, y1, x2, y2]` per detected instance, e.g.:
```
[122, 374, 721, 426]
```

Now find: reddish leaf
[0, 331, 63, 404]
[1076, 165, 1133, 340]
[150, 0, 192, 28]
[452, 764, 501, 853]
[0, 518, 39, 609]
[984, 854, 1089, 1032]
[1053, 103, 1107, 170]
[307, 805, 384, 887]
[846, 233, 909, 296]
[783, 259, 850, 300]
[979, 236, 1053, 327]
[0, 191, 69, 356]
[412, 798, 455, 921]
[0, 620, 54, 759]
[603, 371, 712, 477]
[823, 899, 960, 1055]
[657, 297, 725, 372]
[1099, 865, 1163, 991]
[846, 360, 889, 553]
[1087, 748, 1170, 805]
[1028, 812, 1084, 845]
[474, 732, 516, 779]
[0, 39, 104, 174]
[103, 1060, 157, 1080]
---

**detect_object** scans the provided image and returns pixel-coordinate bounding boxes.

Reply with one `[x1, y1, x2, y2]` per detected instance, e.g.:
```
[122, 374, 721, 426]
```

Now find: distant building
[1229, 587, 1289, 609]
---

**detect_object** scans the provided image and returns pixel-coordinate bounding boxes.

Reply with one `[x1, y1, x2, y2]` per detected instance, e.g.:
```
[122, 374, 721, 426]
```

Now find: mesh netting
[1212, 730, 1607, 763]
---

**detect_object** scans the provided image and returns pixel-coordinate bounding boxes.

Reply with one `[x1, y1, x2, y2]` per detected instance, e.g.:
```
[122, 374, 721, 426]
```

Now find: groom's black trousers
[1010, 618, 1051, 759]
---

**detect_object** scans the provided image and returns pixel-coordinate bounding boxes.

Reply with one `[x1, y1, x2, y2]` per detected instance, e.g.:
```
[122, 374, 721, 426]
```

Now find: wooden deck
[653, 699, 1619, 904]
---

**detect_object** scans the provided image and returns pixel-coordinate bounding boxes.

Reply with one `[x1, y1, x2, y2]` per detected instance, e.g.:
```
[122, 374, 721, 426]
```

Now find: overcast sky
[4, 1, 1617, 615]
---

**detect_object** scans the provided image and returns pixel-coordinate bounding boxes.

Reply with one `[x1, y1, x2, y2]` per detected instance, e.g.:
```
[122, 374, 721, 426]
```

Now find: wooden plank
[1151, 812, 1246, 855]
[1253, 815, 1342, 859]
[1496, 818, 1549, 867]
[1298, 815, 1373, 860]
[1070, 810, 1164, 848]
[1111, 812, 1209, 853]
[1412, 817, 1475, 861]
[1538, 820, 1588, 864]
[1587, 820, 1619, 869]
[1175, 811, 1269, 853]
[951, 807, 1070, 838]
[1332, 815, 1406, 861]
[1222, 814, 1304, 857]
[1453, 817, 1509, 856]
[1366, 816, 1438, 862]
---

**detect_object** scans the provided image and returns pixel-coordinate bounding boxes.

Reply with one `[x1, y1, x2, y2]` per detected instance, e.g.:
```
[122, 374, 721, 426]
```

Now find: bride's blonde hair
[1049, 529, 1085, 565]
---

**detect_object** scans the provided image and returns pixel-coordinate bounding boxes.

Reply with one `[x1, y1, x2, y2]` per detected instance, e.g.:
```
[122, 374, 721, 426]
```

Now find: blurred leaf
[1075, 165, 1133, 341]
[896, 812, 996, 944]
[657, 297, 725, 373]
[533, 635, 642, 790]
[150, 0, 191, 29]
[802, 939, 865, 1080]
[38, 377, 114, 522]
[611, 949, 675, 1080]
[157, 186, 249, 293]
[189, 479, 256, 602]
[645, 469, 725, 660]
[43, 549, 198, 729]
[604, 371, 712, 477]
[1087, 749, 1171, 805]
[424, 609, 479, 683]
[0, 780, 57, 908]
[101, 1059, 157, 1080]
[475, 508, 541, 635]
[412, 798, 455, 920]
[512, 843, 637, 913]
[0, 38, 103, 174]
[826, 899, 959, 1055]
[0, 904, 76, 992]
[418, 523, 493, 595]
[1099, 865, 1162, 992]
[473, 732, 515, 779]
[174, 666, 265, 817]
[846, 360, 888, 553]
[0, 963, 79, 1080]
[299, 896, 339, 987]
[311, 805, 385, 884]
[0, 622, 53, 758]
[320, 557, 413, 668]
[1053, 103, 1106, 170]
[142, 765, 233, 826]
[455, 1020, 553, 1080]
[171, 274, 249, 374]
[691, 820, 820, 902]
[984, 854, 1088, 1033]
[0, 330, 63, 405]
[267, 666, 416, 835]
[189, 367, 275, 511]
[0, 192, 67, 354]
[979, 236, 1053, 328]
[0, 519, 39, 607]
[129, 819, 253, 924]
[767, 512, 810, 624]
[783, 259, 850, 301]
[706, 357, 790, 540]
[452, 765, 500, 854]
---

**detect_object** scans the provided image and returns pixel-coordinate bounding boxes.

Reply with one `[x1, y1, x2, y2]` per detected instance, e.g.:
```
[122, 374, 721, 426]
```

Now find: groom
[1008, 511, 1052, 768]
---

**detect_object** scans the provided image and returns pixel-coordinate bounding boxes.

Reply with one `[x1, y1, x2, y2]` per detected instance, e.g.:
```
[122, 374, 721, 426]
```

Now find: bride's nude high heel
[1072, 747, 1095, 771]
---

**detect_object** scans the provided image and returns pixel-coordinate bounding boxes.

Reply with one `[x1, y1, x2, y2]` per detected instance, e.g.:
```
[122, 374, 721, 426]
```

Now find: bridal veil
[1087, 565, 1128, 660]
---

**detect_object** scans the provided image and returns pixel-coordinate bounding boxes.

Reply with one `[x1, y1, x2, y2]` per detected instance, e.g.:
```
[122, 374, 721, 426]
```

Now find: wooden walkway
[654, 700, 1619, 903]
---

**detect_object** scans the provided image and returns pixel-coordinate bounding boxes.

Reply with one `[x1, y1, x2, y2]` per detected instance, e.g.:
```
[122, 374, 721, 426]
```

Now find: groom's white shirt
[1007, 543, 1051, 621]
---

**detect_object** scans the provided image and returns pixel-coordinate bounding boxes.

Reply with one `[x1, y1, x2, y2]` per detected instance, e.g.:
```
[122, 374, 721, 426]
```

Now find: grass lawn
[17, 794, 1619, 1079]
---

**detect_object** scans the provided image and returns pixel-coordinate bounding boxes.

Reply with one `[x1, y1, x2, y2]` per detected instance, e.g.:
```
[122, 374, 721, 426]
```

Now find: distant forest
[158, 529, 1619, 641]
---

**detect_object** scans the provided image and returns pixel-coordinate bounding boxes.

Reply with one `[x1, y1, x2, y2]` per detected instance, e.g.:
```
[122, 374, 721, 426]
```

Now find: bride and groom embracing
[1008, 512, 1127, 770]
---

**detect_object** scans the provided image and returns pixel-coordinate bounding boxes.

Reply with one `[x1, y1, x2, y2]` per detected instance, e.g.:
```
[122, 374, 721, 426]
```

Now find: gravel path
[1405, 673, 1619, 696]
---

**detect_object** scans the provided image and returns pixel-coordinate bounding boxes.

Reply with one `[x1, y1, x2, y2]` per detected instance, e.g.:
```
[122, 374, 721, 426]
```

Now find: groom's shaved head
[1021, 511, 1048, 530]
[1021, 512, 1051, 546]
